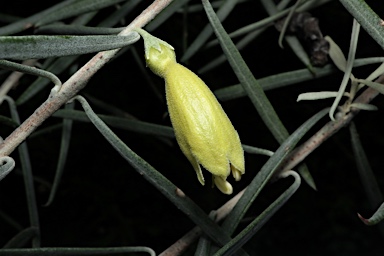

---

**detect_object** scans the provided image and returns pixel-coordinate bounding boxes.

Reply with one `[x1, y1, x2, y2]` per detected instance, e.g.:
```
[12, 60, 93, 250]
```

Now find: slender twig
[0, 0, 174, 157]
[279, 76, 383, 173]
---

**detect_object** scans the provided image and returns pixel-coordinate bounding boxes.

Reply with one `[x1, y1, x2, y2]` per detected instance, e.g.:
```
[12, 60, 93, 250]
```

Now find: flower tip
[213, 176, 233, 195]
[357, 213, 370, 225]
[231, 165, 244, 182]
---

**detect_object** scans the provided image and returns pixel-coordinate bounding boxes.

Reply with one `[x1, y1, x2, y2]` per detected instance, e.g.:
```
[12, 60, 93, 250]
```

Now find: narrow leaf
[16, 4, 128, 105]
[0, 33, 139, 60]
[221, 108, 329, 235]
[325, 36, 348, 72]
[0, 115, 19, 128]
[202, 0, 289, 144]
[0, 0, 78, 35]
[0, 209, 23, 231]
[355, 78, 384, 95]
[262, 0, 314, 71]
[181, 0, 241, 62]
[4, 96, 40, 247]
[356, 57, 384, 66]
[0, 247, 156, 256]
[363, 62, 384, 83]
[214, 171, 301, 256]
[16, 56, 78, 105]
[350, 122, 383, 209]
[36, 24, 124, 35]
[339, 0, 384, 50]
[215, 65, 336, 101]
[297, 164, 317, 190]
[45, 102, 75, 206]
[221, 7, 290, 40]
[224, 0, 332, 41]
[35, 0, 127, 27]
[297, 91, 346, 102]
[349, 103, 378, 111]
[53, 109, 174, 138]
[277, 0, 303, 48]
[3, 227, 38, 249]
[0, 60, 62, 91]
[98, 0, 142, 27]
[195, 212, 216, 255]
[29, 124, 63, 140]
[358, 202, 384, 226]
[214, 58, 384, 101]
[73, 96, 248, 254]
[285, 35, 314, 71]
[329, 19, 360, 121]
[198, 0, 291, 73]
[146, 0, 191, 32]
[242, 145, 274, 157]
[199, 29, 264, 73]
[0, 156, 15, 181]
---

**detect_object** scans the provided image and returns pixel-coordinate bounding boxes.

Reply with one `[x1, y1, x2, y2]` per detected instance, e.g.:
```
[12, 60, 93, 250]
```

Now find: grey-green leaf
[214, 171, 301, 256]
[214, 65, 336, 101]
[0, 0, 78, 35]
[221, 107, 329, 235]
[72, 96, 249, 255]
[339, 0, 384, 50]
[3, 96, 41, 247]
[356, 79, 384, 95]
[35, 24, 124, 35]
[202, 0, 289, 144]
[16, 56, 78, 106]
[35, 0, 127, 27]
[181, 0, 241, 62]
[297, 91, 346, 102]
[358, 202, 384, 226]
[53, 109, 174, 138]
[146, 0, 191, 32]
[0, 33, 139, 60]
[350, 103, 378, 111]
[0, 247, 156, 256]
[44, 103, 74, 206]
[350, 122, 383, 209]
[2, 227, 38, 249]
[0, 156, 15, 181]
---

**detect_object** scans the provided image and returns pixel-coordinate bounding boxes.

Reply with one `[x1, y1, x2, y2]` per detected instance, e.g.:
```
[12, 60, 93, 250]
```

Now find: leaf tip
[357, 212, 371, 225]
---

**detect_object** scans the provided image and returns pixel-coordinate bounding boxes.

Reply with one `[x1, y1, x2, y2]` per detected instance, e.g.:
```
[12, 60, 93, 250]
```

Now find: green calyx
[135, 28, 176, 77]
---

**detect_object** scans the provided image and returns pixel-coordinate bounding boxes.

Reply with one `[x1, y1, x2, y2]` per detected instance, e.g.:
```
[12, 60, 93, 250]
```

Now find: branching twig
[0, 0, 174, 157]
[279, 76, 383, 173]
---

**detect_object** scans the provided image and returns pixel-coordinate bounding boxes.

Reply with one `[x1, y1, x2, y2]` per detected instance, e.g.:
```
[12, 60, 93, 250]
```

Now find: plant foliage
[1, 0, 384, 255]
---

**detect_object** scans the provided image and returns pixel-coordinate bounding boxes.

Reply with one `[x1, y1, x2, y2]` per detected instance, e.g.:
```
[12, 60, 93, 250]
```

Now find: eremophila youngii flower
[136, 29, 244, 194]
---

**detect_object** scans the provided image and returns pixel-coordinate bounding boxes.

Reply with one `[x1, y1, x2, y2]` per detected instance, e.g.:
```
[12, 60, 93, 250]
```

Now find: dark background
[1, 0, 384, 255]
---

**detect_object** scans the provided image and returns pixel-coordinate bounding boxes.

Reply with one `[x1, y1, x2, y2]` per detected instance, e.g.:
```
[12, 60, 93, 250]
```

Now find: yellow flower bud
[146, 44, 176, 77]
[136, 29, 245, 194]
